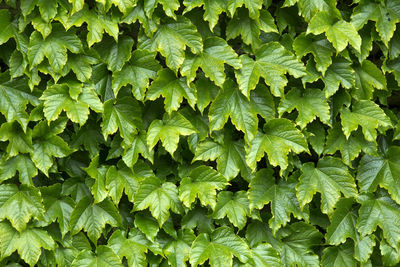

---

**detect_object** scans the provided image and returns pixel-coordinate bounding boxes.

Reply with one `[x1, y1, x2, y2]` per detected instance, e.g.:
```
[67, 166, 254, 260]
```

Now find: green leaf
[101, 96, 142, 143]
[351, 0, 400, 45]
[112, 49, 161, 99]
[341, 100, 391, 142]
[146, 68, 197, 114]
[179, 165, 228, 209]
[183, 0, 227, 30]
[357, 147, 400, 205]
[250, 243, 281, 267]
[69, 196, 122, 243]
[105, 165, 141, 204]
[0, 155, 37, 185]
[234, 42, 305, 97]
[141, 16, 202, 71]
[209, 79, 258, 143]
[323, 57, 355, 98]
[145, 0, 180, 19]
[357, 193, 400, 249]
[133, 176, 182, 226]
[122, 131, 154, 166]
[246, 118, 309, 172]
[164, 229, 196, 267]
[287, 0, 341, 22]
[248, 169, 309, 233]
[40, 83, 103, 126]
[189, 227, 251, 266]
[181, 37, 241, 86]
[293, 33, 334, 74]
[0, 77, 39, 131]
[353, 60, 387, 100]
[297, 157, 357, 214]
[307, 12, 361, 52]
[380, 238, 400, 266]
[63, 5, 119, 47]
[147, 111, 196, 155]
[70, 245, 123, 267]
[227, 0, 263, 20]
[134, 211, 160, 241]
[0, 10, 14, 45]
[322, 243, 357, 267]
[96, 36, 134, 72]
[278, 88, 330, 129]
[212, 191, 249, 229]
[28, 24, 82, 72]
[0, 184, 44, 232]
[0, 221, 55, 266]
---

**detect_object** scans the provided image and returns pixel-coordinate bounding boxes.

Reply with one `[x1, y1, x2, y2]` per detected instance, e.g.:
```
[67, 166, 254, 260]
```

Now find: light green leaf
[341, 100, 391, 142]
[122, 131, 154, 167]
[69, 196, 122, 243]
[189, 227, 251, 266]
[70, 246, 123, 267]
[249, 169, 308, 233]
[147, 111, 196, 155]
[179, 166, 228, 209]
[212, 191, 249, 229]
[235, 42, 305, 97]
[0, 155, 37, 185]
[297, 157, 357, 214]
[105, 165, 141, 204]
[133, 176, 182, 226]
[183, 0, 227, 30]
[96, 36, 134, 72]
[249, 243, 281, 267]
[144, 0, 180, 19]
[146, 69, 197, 114]
[323, 57, 355, 98]
[357, 193, 400, 249]
[181, 37, 241, 86]
[246, 118, 309, 172]
[307, 12, 361, 52]
[322, 243, 357, 267]
[209, 79, 258, 143]
[227, 0, 263, 20]
[278, 88, 330, 129]
[0, 221, 55, 266]
[353, 60, 387, 100]
[0, 10, 14, 45]
[112, 49, 161, 99]
[0, 184, 44, 232]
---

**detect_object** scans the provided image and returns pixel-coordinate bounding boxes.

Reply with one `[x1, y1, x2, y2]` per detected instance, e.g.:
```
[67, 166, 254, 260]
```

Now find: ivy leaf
[357, 193, 400, 250]
[326, 198, 375, 263]
[293, 33, 334, 74]
[105, 165, 142, 204]
[95, 36, 134, 72]
[226, 9, 278, 49]
[0, 10, 15, 45]
[146, 69, 197, 114]
[0, 221, 55, 266]
[147, 111, 196, 155]
[209, 79, 258, 143]
[246, 118, 309, 172]
[133, 176, 182, 226]
[101, 96, 142, 144]
[189, 227, 251, 266]
[195, 74, 219, 114]
[39, 184, 75, 238]
[322, 243, 357, 267]
[278, 88, 331, 129]
[163, 229, 196, 267]
[28, 24, 82, 72]
[193, 137, 251, 180]
[141, 16, 203, 71]
[357, 147, 400, 205]
[324, 126, 377, 166]
[181, 37, 241, 86]
[144, 0, 180, 19]
[179, 165, 228, 209]
[70, 246, 123, 267]
[286, 0, 341, 22]
[40, 83, 103, 126]
[122, 131, 154, 167]
[183, 0, 227, 30]
[112, 50, 161, 99]
[250, 243, 281, 267]
[212, 191, 249, 229]
[307, 12, 361, 53]
[234, 42, 305, 97]
[353, 60, 387, 100]
[0, 155, 37, 185]
[69, 196, 122, 243]
[0, 76, 40, 131]
[248, 169, 309, 233]
[351, 0, 400, 45]
[323, 57, 355, 98]
[63, 5, 119, 47]
[0, 184, 44, 232]
[297, 157, 357, 214]
[341, 100, 391, 142]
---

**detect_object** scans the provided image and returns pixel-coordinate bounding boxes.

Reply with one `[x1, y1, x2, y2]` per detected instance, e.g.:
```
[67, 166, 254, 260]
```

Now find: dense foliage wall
[0, 0, 400, 266]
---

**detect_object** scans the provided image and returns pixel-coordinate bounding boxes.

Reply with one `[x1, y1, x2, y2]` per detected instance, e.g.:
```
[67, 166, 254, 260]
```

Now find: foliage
[0, 0, 400, 266]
